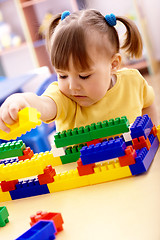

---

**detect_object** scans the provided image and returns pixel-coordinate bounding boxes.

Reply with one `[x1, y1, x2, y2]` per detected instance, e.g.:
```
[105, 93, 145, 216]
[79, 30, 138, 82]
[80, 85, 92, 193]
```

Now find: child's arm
[142, 101, 158, 126]
[0, 92, 57, 132]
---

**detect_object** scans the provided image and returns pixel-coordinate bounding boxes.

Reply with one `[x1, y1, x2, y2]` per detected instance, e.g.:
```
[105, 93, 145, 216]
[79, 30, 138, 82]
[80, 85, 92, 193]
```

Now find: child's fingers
[0, 110, 10, 133]
[0, 107, 16, 125]
[8, 104, 20, 121]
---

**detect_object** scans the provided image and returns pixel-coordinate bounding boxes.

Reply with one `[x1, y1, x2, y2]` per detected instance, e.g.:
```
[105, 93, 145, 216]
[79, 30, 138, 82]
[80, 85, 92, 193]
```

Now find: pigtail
[116, 16, 143, 58]
[45, 13, 61, 53]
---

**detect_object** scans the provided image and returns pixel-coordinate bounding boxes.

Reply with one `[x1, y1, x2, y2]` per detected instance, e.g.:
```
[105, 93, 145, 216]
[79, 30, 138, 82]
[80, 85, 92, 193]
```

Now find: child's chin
[77, 101, 94, 107]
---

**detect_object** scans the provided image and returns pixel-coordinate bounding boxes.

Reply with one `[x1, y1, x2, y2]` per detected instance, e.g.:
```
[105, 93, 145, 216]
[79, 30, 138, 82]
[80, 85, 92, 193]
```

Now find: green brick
[0, 206, 9, 227]
[90, 116, 130, 139]
[0, 140, 26, 160]
[54, 126, 92, 148]
[60, 144, 85, 164]
[54, 116, 130, 148]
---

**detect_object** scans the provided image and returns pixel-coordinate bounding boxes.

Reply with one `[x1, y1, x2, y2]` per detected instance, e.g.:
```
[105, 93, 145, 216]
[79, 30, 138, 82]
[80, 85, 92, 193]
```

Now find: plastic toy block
[119, 132, 133, 147]
[0, 158, 43, 182]
[51, 144, 66, 157]
[60, 144, 85, 164]
[0, 187, 12, 202]
[38, 165, 56, 185]
[1, 179, 19, 192]
[30, 211, 64, 233]
[150, 125, 157, 137]
[0, 157, 19, 165]
[31, 151, 62, 167]
[157, 125, 160, 142]
[15, 220, 56, 240]
[0, 140, 26, 160]
[0, 151, 61, 182]
[129, 135, 159, 175]
[130, 114, 153, 139]
[80, 137, 126, 165]
[48, 159, 132, 193]
[0, 206, 9, 227]
[18, 147, 34, 161]
[87, 160, 132, 185]
[118, 146, 136, 167]
[132, 136, 151, 150]
[54, 125, 92, 148]
[47, 169, 90, 193]
[54, 116, 130, 148]
[89, 116, 130, 140]
[48, 160, 131, 193]
[123, 131, 132, 142]
[77, 159, 95, 176]
[0, 107, 42, 140]
[9, 178, 50, 200]
[86, 138, 102, 147]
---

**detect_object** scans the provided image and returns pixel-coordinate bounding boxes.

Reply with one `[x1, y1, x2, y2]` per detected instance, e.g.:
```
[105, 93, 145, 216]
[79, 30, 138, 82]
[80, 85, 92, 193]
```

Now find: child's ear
[110, 53, 122, 73]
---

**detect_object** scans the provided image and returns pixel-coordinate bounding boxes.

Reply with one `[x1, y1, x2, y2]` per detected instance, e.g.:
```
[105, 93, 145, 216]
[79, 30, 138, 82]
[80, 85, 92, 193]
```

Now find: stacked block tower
[0, 107, 159, 202]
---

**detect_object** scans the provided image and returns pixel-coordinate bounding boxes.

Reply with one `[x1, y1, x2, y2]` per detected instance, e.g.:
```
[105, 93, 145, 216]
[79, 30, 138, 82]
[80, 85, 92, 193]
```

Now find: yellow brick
[0, 158, 132, 201]
[48, 159, 132, 193]
[0, 107, 41, 140]
[36, 152, 62, 167]
[88, 159, 132, 185]
[0, 187, 12, 202]
[157, 125, 160, 142]
[47, 168, 89, 192]
[0, 151, 61, 181]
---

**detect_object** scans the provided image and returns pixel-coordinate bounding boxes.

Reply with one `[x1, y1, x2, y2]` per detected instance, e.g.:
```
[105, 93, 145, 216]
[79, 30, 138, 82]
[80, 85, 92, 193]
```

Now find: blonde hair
[46, 9, 143, 71]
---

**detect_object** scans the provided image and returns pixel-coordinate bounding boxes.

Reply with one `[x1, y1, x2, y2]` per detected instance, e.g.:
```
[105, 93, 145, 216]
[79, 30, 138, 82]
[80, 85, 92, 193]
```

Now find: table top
[1, 148, 160, 240]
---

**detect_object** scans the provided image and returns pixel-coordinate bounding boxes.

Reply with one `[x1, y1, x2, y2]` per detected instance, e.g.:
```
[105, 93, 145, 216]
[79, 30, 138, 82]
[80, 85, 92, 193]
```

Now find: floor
[145, 69, 160, 123]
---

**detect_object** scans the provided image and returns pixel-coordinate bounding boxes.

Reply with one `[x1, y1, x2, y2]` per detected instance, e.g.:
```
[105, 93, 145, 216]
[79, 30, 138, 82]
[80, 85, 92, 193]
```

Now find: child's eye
[59, 75, 68, 79]
[79, 75, 91, 79]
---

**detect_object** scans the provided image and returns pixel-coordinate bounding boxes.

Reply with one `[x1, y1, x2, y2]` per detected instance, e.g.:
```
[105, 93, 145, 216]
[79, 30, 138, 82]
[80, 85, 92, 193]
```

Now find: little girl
[0, 9, 157, 133]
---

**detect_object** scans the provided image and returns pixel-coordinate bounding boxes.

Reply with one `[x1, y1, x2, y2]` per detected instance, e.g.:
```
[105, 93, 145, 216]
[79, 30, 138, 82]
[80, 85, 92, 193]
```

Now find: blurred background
[0, 0, 160, 77]
[0, 0, 160, 153]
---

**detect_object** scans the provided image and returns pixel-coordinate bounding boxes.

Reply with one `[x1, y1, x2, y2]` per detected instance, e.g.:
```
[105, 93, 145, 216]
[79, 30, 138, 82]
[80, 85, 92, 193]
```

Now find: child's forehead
[85, 31, 113, 57]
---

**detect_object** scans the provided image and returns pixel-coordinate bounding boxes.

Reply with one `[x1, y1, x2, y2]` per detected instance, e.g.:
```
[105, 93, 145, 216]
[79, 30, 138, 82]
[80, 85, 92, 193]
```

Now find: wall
[135, 0, 160, 60]
[86, 0, 133, 17]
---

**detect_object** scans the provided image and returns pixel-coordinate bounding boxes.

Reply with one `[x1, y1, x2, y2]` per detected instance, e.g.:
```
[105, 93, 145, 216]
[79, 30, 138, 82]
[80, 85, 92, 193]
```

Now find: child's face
[55, 40, 116, 107]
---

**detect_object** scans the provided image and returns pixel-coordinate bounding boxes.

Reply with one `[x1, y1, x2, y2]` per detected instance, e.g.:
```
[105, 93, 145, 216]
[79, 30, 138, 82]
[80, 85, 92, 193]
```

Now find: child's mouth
[73, 95, 87, 98]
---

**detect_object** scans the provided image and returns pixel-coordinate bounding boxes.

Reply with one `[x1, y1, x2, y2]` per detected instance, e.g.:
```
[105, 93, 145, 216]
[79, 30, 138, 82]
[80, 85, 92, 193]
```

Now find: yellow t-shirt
[43, 68, 155, 132]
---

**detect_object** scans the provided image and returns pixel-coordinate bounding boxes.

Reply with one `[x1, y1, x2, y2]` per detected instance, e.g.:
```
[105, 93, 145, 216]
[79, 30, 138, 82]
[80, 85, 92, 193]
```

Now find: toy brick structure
[0, 107, 159, 202]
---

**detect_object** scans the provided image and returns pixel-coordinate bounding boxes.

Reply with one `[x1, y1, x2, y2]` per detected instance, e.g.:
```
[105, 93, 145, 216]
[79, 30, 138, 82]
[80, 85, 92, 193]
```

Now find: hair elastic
[105, 13, 116, 27]
[61, 11, 71, 21]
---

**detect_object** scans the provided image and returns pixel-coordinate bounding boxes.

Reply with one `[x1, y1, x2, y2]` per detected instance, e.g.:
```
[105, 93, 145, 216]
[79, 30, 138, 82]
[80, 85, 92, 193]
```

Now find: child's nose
[69, 78, 81, 91]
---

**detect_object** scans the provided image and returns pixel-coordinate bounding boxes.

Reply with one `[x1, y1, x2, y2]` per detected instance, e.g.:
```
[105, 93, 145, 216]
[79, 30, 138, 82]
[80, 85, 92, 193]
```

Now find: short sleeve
[42, 82, 76, 122]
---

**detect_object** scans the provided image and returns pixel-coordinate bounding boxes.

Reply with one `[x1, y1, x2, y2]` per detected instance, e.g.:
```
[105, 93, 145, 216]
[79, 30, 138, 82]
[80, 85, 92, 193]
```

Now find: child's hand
[0, 93, 29, 133]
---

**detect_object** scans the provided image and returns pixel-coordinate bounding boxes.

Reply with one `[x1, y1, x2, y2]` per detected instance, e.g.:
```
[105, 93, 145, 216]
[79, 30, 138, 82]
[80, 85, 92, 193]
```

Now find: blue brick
[148, 134, 155, 145]
[130, 114, 153, 139]
[10, 178, 49, 200]
[15, 220, 56, 240]
[129, 136, 159, 175]
[0, 157, 19, 165]
[80, 137, 126, 165]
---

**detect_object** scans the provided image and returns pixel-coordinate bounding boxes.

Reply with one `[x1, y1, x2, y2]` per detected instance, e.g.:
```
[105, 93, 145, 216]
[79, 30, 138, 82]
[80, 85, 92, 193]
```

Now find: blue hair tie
[105, 13, 116, 27]
[61, 11, 70, 21]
